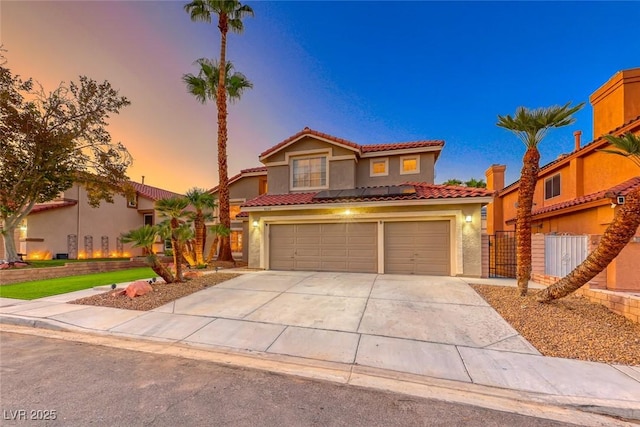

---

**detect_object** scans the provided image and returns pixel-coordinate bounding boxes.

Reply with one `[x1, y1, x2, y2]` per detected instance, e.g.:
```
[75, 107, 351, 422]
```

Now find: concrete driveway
[141, 270, 539, 381]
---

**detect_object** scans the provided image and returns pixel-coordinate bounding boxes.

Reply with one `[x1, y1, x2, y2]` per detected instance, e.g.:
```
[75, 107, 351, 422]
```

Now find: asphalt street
[0, 332, 575, 427]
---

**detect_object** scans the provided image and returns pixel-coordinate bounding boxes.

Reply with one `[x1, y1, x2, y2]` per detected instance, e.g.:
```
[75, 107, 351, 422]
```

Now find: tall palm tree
[120, 225, 175, 284]
[155, 196, 191, 282]
[184, 0, 254, 262]
[185, 187, 216, 266]
[497, 102, 584, 296]
[537, 132, 640, 302]
[183, 59, 253, 105]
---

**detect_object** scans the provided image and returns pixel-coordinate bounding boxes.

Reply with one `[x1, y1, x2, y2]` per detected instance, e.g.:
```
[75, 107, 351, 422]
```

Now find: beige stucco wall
[262, 137, 356, 163]
[24, 184, 148, 259]
[267, 165, 289, 194]
[356, 153, 436, 186]
[328, 159, 356, 190]
[247, 202, 484, 277]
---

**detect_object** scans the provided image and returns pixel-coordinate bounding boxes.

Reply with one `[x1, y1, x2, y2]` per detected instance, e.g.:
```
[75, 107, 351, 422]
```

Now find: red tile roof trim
[129, 182, 183, 201]
[241, 183, 494, 208]
[361, 140, 444, 152]
[209, 166, 267, 194]
[259, 127, 444, 159]
[30, 200, 78, 214]
[506, 176, 640, 222]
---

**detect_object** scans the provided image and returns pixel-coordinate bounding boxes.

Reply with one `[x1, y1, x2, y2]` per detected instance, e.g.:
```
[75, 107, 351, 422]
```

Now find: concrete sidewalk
[1, 270, 639, 425]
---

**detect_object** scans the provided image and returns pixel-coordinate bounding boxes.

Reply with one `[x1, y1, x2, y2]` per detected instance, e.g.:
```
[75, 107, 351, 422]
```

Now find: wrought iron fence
[488, 231, 517, 278]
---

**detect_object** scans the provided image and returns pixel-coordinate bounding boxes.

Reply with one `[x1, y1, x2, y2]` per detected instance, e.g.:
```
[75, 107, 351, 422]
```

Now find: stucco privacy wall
[248, 203, 484, 277]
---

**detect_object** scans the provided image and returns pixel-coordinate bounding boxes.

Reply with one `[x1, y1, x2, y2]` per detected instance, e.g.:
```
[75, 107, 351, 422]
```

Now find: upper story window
[291, 156, 327, 189]
[258, 177, 268, 195]
[143, 213, 153, 226]
[400, 155, 420, 175]
[544, 174, 561, 200]
[127, 194, 138, 208]
[230, 205, 242, 220]
[370, 158, 389, 177]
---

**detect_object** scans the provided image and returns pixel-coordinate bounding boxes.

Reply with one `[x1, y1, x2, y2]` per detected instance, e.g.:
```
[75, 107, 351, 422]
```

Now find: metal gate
[488, 231, 516, 278]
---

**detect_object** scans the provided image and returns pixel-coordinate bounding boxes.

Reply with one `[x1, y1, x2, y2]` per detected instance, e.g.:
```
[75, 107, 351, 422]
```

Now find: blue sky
[3, 1, 639, 193]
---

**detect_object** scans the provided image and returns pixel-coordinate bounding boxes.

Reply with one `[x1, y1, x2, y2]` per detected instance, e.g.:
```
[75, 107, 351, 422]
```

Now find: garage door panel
[385, 221, 450, 275]
[270, 223, 377, 273]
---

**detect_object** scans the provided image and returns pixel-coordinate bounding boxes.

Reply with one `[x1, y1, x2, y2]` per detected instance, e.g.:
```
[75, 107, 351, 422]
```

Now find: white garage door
[269, 223, 377, 273]
[384, 221, 450, 275]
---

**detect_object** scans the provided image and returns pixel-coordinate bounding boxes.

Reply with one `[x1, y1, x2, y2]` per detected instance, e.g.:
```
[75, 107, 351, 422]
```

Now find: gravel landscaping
[71, 272, 240, 311]
[471, 284, 640, 366]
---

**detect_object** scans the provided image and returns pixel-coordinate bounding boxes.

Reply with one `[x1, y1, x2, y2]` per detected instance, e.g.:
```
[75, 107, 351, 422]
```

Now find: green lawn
[25, 258, 131, 268]
[0, 267, 156, 300]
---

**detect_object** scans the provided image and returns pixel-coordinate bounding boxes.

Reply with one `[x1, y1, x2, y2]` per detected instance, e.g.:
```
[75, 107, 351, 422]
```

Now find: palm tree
[155, 196, 191, 282]
[120, 225, 175, 283]
[184, 0, 254, 262]
[497, 102, 584, 296]
[185, 187, 216, 266]
[537, 132, 640, 302]
[183, 58, 253, 104]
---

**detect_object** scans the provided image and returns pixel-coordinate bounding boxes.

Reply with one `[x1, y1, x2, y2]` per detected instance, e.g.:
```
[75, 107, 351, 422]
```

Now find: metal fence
[488, 231, 517, 278]
[545, 234, 588, 277]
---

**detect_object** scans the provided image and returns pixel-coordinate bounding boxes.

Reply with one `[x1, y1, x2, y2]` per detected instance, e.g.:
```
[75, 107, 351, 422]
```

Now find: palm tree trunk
[194, 212, 205, 265]
[537, 187, 640, 302]
[216, 12, 234, 262]
[150, 255, 175, 284]
[516, 147, 540, 296]
[170, 218, 184, 282]
[206, 235, 219, 263]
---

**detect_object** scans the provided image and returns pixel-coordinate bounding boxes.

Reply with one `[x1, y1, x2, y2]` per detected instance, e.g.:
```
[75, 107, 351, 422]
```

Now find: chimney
[589, 68, 640, 138]
[573, 130, 582, 151]
[141, 176, 145, 185]
[485, 164, 506, 192]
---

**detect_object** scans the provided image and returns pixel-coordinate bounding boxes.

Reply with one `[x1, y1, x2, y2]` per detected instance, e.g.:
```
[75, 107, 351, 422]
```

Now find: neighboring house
[486, 67, 640, 291]
[209, 166, 268, 261]
[240, 127, 494, 276]
[10, 181, 182, 260]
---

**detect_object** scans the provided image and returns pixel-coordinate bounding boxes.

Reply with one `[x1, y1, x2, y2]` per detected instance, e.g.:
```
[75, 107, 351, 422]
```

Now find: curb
[1, 317, 637, 426]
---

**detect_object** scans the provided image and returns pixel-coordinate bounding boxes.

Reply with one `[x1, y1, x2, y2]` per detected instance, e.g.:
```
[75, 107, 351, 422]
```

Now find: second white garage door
[384, 221, 450, 275]
[269, 223, 377, 273]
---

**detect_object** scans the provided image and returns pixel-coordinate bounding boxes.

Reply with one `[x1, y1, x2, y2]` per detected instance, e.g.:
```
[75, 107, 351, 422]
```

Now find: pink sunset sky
[3, 1, 639, 194]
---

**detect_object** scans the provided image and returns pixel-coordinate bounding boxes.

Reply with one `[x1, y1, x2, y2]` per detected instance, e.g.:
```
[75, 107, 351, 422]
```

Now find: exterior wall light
[344, 209, 352, 216]
[252, 220, 259, 228]
[465, 215, 472, 223]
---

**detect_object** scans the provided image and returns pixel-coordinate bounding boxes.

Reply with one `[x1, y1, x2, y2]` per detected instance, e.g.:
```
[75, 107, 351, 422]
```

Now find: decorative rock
[122, 280, 153, 299]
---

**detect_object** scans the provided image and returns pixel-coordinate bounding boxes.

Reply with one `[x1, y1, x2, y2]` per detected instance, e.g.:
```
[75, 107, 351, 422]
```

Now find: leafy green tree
[120, 225, 175, 284]
[464, 178, 487, 188]
[537, 133, 640, 302]
[184, 0, 254, 262]
[0, 60, 131, 262]
[497, 102, 584, 296]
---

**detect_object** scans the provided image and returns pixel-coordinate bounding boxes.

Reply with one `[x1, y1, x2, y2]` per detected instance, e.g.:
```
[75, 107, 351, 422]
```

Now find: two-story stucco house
[7, 181, 182, 260]
[240, 127, 494, 276]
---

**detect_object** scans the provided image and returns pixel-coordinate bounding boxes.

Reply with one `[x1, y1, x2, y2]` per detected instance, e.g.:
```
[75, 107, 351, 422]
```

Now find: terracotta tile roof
[235, 211, 249, 218]
[241, 183, 494, 208]
[258, 127, 443, 160]
[260, 127, 360, 159]
[506, 176, 640, 222]
[500, 115, 640, 194]
[129, 181, 183, 201]
[240, 166, 268, 174]
[30, 200, 78, 214]
[361, 140, 444, 153]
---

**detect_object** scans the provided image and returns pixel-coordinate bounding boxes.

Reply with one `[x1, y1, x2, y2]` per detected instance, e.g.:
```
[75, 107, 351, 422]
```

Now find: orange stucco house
[486, 67, 640, 293]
